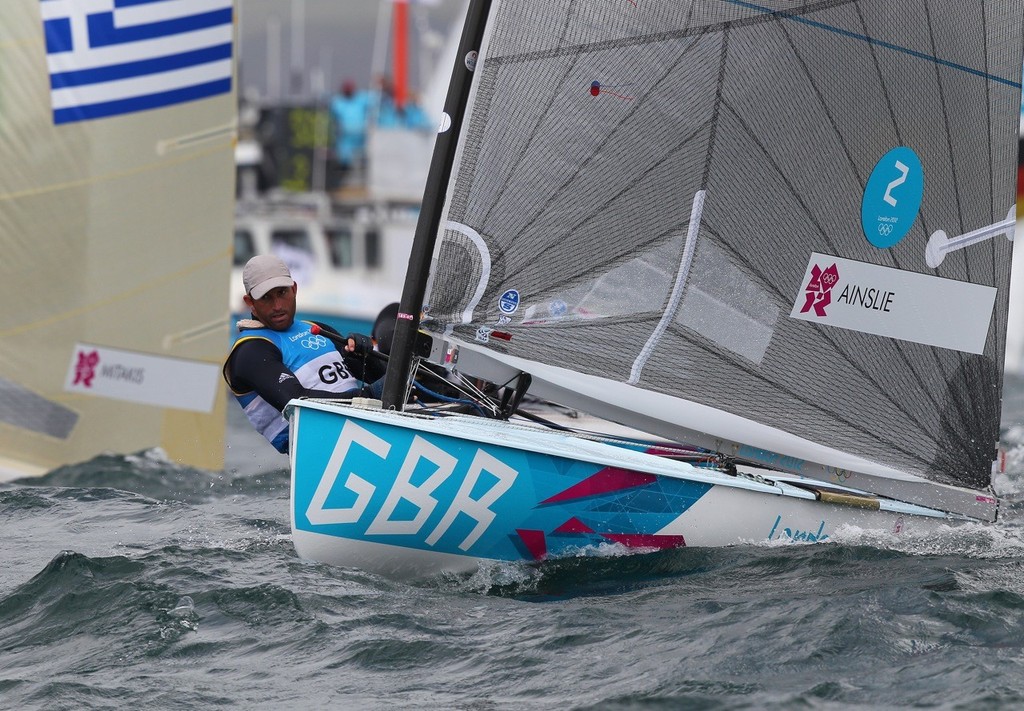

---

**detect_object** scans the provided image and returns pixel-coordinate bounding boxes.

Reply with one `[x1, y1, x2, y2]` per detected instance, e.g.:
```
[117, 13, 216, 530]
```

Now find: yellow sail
[0, 0, 236, 479]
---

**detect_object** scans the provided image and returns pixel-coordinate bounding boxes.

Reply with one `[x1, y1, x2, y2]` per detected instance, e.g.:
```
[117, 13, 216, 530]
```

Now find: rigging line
[450, 369, 496, 404]
[629, 190, 705, 384]
[725, 0, 1020, 88]
[696, 223, 945, 444]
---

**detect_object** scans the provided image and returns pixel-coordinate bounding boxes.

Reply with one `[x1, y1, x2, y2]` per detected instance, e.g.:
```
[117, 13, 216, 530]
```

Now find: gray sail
[424, 0, 1024, 503]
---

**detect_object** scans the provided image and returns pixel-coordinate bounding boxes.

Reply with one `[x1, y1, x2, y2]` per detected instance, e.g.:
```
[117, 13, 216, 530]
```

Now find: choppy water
[5, 380, 1024, 710]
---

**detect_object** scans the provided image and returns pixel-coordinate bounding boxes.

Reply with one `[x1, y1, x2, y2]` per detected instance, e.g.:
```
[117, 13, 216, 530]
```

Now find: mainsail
[421, 0, 1024, 517]
[0, 0, 236, 478]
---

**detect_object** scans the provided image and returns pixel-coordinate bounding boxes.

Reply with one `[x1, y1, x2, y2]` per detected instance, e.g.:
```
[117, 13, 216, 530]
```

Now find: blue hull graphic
[291, 406, 713, 563]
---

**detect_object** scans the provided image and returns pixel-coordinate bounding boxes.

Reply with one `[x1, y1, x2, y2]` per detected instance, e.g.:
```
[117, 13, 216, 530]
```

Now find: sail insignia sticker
[861, 147, 924, 248]
[798, 263, 839, 317]
[498, 289, 520, 314]
[41, 0, 234, 125]
[65, 343, 220, 412]
[790, 253, 996, 354]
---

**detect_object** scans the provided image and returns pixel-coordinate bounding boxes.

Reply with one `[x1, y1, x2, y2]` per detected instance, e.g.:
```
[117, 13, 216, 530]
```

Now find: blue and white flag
[41, 0, 233, 125]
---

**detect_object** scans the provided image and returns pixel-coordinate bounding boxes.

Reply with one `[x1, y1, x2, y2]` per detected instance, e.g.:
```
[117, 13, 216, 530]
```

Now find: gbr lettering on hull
[304, 419, 518, 551]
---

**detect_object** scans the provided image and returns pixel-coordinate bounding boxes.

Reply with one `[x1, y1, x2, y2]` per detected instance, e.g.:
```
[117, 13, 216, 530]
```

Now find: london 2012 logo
[301, 335, 329, 351]
[799, 263, 839, 317]
[72, 350, 100, 387]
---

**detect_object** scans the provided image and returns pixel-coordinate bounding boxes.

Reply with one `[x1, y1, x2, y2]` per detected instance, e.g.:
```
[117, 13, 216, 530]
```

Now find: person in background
[371, 76, 433, 132]
[329, 79, 372, 174]
[400, 91, 434, 133]
[370, 74, 403, 129]
[223, 254, 384, 453]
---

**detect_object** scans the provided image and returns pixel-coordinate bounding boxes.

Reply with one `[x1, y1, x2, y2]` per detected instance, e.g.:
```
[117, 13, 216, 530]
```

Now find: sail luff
[381, 0, 494, 410]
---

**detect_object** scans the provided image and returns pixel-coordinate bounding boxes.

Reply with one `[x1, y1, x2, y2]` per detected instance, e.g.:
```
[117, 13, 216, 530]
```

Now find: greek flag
[41, 0, 233, 125]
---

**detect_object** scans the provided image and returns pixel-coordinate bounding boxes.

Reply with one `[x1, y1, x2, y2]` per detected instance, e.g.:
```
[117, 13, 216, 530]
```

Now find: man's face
[243, 283, 297, 331]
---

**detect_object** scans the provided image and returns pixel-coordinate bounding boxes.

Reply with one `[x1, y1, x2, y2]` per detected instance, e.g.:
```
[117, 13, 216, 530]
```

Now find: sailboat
[287, 0, 1024, 578]
[0, 0, 237, 480]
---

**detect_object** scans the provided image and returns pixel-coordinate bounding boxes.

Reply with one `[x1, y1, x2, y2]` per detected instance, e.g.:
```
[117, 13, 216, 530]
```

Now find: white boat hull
[288, 400, 960, 579]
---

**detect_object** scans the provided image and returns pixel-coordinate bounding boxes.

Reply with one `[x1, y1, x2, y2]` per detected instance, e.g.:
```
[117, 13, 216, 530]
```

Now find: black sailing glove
[346, 332, 375, 355]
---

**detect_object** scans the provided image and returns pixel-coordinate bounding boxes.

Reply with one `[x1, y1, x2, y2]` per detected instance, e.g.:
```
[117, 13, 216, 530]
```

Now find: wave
[6, 449, 289, 505]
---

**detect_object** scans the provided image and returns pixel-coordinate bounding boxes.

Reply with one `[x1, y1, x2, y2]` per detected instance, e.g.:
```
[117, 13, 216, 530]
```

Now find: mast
[381, 0, 492, 410]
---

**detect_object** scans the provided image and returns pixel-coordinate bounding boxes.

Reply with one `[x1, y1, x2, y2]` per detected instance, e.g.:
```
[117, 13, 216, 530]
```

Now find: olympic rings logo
[301, 335, 329, 350]
[877, 223, 894, 237]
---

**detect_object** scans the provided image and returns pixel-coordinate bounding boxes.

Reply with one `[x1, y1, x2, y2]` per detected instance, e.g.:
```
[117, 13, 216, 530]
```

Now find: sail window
[675, 242, 778, 365]
[573, 258, 672, 319]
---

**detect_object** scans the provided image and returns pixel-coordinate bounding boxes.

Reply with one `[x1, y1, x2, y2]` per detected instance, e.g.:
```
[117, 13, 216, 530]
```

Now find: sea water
[4, 381, 1024, 710]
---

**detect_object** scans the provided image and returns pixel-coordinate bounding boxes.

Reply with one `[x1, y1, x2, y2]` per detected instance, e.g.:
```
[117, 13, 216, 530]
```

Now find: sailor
[223, 254, 384, 453]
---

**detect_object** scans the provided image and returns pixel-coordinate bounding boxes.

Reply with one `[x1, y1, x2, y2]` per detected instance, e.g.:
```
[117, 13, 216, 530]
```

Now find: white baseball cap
[243, 255, 294, 299]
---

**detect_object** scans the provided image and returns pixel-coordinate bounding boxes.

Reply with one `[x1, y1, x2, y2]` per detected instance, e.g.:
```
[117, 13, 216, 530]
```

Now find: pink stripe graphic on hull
[542, 468, 657, 504]
[601, 533, 686, 550]
[516, 529, 548, 561]
[554, 517, 595, 534]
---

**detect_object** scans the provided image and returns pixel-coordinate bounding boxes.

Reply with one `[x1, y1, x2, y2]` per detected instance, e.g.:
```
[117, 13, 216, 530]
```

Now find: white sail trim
[629, 189, 705, 384]
[447, 221, 492, 325]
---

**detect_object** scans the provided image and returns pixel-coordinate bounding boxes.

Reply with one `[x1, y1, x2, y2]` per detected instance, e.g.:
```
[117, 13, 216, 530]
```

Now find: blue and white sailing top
[225, 319, 361, 452]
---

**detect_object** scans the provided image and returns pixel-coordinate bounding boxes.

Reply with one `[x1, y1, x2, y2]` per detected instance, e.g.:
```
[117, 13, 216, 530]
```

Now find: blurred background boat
[228, 0, 465, 335]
